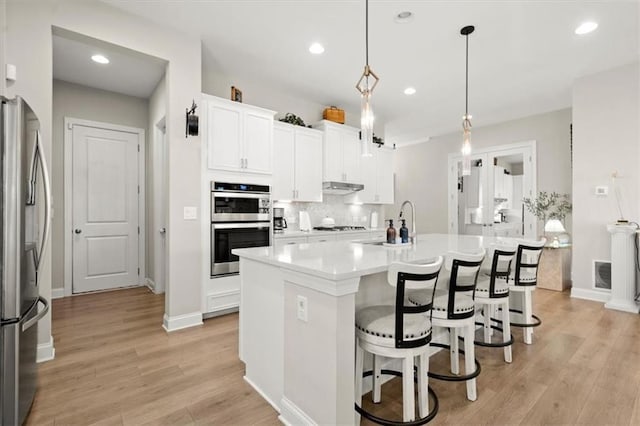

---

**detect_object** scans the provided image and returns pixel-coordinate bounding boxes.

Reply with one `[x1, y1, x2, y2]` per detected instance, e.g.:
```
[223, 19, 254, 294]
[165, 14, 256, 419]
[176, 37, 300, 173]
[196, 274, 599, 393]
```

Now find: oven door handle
[212, 192, 269, 200]
[212, 222, 271, 230]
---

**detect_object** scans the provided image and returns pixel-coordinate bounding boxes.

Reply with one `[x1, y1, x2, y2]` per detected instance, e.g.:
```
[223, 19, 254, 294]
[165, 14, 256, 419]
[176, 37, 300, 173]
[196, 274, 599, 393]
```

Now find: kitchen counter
[233, 233, 519, 425]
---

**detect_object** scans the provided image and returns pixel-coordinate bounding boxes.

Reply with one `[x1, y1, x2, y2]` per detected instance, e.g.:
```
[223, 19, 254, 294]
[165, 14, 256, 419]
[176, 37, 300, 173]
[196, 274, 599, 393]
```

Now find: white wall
[392, 108, 572, 234]
[0, 0, 6, 95]
[571, 62, 640, 298]
[51, 79, 149, 293]
[202, 66, 363, 130]
[5, 0, 203, 347]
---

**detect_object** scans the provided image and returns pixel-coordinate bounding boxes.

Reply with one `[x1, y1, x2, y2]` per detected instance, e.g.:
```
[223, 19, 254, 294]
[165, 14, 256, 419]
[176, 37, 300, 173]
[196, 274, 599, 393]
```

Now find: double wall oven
[211, 182, 271, 276]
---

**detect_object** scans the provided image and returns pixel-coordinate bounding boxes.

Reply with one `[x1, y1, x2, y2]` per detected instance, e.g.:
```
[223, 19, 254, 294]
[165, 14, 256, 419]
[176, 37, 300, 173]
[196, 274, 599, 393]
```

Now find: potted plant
[523, 191, 572, 239]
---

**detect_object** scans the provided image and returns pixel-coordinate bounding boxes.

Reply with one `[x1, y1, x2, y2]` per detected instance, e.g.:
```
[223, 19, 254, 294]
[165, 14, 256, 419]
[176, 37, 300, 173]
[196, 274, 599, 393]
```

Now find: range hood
[322, 181, 364, 195]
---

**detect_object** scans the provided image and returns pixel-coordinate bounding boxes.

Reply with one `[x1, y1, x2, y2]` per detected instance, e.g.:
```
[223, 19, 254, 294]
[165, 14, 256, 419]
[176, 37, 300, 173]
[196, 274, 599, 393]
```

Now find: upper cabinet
[314, 120, 362, 184]
[203, 94, 275, 174]
[272, 122, 323, 202]
[345, 146, 395, 205]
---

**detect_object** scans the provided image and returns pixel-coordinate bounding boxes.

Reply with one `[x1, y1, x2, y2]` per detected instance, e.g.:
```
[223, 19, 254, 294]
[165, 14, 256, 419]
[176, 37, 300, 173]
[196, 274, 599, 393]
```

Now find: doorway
[448, 141, 537, 239]
[64, 118, 145, 294]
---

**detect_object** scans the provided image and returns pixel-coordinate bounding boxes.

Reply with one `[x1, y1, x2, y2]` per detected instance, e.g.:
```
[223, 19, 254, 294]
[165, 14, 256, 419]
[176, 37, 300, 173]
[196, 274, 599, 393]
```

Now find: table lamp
[544, 219, 567, 247]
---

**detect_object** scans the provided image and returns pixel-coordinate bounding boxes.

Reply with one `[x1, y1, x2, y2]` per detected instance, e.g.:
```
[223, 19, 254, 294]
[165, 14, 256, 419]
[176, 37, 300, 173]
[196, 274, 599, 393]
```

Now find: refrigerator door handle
[35, 130, 52, 272]
[22, 296, 50, 332]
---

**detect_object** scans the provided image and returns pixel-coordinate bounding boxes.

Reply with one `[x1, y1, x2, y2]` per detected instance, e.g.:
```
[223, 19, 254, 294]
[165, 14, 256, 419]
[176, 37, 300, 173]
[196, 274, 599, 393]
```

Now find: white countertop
[233, 233, 517, 281]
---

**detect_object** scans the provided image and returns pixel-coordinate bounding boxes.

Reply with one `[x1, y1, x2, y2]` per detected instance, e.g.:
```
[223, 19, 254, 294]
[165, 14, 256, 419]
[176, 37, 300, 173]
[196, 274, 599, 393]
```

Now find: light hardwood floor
[26, 287, 639, 425]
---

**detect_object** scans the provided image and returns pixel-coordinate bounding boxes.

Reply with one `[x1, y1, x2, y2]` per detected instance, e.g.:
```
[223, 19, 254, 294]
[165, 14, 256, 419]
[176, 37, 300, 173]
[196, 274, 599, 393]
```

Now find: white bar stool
[474, 244, 517, 363]
[507, 238, 546, 345]
[408, 250, 485, 402]
[355, 257, 443, 425]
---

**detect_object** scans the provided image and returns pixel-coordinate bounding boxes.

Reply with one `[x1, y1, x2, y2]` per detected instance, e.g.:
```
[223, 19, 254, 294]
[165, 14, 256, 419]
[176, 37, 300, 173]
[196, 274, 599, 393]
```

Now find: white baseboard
[244, 376, 281, 413]
[570, 287, 610, 303]
[51, 288, 65, 299]
[204, 289, 240, 314]
[162, 311, 203, 332]
[279, 397, 317, 426]
[37, 336, 55, 363]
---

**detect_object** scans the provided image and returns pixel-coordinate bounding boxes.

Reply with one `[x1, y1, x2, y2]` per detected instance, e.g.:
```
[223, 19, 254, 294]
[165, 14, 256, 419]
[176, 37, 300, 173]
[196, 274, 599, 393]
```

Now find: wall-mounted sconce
[185, 100, 199, 138]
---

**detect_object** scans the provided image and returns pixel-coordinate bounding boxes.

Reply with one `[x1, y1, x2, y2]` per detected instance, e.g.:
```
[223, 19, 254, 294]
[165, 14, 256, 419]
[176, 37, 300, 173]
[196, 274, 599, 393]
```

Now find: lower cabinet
[273, 231, 386, 248]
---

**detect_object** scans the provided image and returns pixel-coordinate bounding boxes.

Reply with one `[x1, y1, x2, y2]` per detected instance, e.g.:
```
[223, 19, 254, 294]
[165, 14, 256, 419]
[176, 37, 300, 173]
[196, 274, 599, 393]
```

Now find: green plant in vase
[522, 191, 572, 237]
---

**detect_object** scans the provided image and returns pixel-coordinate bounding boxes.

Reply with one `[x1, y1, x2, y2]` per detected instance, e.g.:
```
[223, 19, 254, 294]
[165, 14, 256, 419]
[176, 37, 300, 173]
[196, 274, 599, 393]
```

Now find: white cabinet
[273, 122, 323, 202]
[307, 235, 337, 243]
[203, 94, 275, 174]
[314, 120, 362, 184]
[274, 236, 306, 250]
[346, 147, 395, 204]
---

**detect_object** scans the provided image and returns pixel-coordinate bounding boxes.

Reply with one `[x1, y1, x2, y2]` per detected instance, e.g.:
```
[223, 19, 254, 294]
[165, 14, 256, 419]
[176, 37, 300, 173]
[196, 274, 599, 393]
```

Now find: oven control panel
[260, 198, 271, 214]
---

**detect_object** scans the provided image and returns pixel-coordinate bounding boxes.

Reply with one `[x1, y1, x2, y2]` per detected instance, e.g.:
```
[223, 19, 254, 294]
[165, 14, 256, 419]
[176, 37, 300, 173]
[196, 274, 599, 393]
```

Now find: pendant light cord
[465, 33, 469, 117]
[365, 0, 369, 68]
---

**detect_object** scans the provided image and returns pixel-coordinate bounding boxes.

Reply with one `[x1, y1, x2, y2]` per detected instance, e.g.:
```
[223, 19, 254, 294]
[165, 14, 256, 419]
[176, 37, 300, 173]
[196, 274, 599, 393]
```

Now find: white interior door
[72, 124, 140, 293]
[154, 123, 167, 293]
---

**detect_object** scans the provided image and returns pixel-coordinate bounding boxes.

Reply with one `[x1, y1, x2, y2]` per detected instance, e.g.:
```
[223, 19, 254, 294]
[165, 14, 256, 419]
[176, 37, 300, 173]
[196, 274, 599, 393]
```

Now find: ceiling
[52, 28, 167, 99]
[103, 0, 638, 144]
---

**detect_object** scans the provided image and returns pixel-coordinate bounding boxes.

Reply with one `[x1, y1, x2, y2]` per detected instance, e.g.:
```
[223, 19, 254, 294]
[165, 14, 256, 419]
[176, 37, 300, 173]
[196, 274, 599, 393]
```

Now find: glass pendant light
[460, 25, 475, 176]
[356, 0, 379, 157]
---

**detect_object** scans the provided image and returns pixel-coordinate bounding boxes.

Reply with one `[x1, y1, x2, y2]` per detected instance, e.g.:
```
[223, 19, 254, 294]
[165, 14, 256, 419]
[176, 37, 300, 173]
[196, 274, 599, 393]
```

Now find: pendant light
[460, 25, 475, 176]
[356, 0, 379, 157]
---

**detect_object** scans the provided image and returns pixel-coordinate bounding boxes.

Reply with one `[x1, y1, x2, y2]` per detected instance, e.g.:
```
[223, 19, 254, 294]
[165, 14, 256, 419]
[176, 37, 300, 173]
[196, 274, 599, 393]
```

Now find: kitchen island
[233, 234, 517, 425]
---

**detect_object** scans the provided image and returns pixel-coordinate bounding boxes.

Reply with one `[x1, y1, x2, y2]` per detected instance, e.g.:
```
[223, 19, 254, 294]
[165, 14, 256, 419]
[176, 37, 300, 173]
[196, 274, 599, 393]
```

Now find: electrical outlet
[297, 295, 308, 322]
[595, 186, 608, 196]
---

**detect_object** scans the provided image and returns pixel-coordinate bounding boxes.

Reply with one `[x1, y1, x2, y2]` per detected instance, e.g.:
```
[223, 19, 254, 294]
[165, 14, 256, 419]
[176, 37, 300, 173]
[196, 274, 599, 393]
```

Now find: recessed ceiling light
[309, 43, 325, 55]
[575, 21, 598, 35]
[404, 87, 416, 95]
[91, 54, 109, 64]
[395, 11, 414, 23]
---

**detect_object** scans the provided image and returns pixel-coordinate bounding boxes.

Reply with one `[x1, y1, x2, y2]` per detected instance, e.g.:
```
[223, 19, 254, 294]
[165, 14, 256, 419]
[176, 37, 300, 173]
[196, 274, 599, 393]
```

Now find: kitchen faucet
[399, 200, 416, 244]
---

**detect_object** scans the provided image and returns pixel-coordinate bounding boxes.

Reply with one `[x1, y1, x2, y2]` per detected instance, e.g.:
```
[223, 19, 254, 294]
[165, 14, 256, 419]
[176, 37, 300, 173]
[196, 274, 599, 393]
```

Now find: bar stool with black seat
[507, 238, 546, 345]
[355, 257, 443, 425]
[407, 250, 485, 402]
[474, 244, 517, 363]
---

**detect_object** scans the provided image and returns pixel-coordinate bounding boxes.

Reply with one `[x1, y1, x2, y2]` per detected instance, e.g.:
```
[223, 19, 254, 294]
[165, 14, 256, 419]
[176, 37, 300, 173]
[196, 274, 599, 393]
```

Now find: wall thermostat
[595, 186, 608, 196]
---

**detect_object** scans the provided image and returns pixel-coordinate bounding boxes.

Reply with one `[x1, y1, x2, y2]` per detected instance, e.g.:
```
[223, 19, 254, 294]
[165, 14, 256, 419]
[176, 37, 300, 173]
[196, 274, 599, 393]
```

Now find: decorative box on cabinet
[203, 94, 275, 174]
[537, 245, 572, 291]
[273, 122, 323, 202]
[313, 120, 362, 184]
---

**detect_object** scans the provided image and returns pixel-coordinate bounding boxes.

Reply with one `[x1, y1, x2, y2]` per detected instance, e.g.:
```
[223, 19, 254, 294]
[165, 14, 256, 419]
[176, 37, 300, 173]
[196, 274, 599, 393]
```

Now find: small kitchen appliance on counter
[273, 207, 287, 232]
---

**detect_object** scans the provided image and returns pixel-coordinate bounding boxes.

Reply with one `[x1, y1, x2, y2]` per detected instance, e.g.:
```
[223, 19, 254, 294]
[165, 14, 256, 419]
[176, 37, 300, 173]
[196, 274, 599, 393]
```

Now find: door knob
[159, 228, 166, 234]
[74, 229, 82, 234]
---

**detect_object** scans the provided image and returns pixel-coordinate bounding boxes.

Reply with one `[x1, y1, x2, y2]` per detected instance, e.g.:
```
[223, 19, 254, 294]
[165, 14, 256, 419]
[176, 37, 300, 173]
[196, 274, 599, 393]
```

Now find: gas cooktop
[312, 226, 367, 232]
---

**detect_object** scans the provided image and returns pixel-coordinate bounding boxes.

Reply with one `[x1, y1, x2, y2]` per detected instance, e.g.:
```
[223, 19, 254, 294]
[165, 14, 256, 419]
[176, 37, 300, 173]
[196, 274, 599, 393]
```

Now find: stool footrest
[355, 369, 439, 426]
[471, 321, 515, 347]
[494, 308, 542, 328]
[426, 342, 481, 382]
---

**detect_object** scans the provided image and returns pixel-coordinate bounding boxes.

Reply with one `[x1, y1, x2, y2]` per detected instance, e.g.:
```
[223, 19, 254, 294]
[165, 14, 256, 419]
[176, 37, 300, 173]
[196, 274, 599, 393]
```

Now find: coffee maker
[273, 207, 287, 232]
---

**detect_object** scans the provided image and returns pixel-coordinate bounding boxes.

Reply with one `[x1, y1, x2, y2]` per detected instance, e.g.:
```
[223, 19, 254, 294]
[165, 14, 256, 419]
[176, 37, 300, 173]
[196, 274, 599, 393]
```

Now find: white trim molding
[162, 311, 203, 332]
[63, 117, 146, 297]
[279, 397, 317, 426]
[244, 376, 281, 414]
[51, 288, 65, 299]
[570, 287, 611, 303]
[37, 336, 55, 363]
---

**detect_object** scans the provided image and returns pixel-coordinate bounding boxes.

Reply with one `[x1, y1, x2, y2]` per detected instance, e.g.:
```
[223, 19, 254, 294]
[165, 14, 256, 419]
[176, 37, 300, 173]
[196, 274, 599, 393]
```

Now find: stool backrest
[387, 257, 443, 349]
[444, 250, 485, 319]
[512, 238, 546, 286]
[487, 244, 517, 298]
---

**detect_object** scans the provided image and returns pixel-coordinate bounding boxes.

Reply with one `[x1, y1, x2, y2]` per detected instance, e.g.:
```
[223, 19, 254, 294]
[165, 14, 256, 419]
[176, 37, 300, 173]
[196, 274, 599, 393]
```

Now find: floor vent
[593, 260, 612, 290]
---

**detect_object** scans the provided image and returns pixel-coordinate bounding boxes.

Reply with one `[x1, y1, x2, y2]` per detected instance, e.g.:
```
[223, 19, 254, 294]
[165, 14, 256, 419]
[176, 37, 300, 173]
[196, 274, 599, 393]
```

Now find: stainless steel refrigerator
[0, 96, 51, 425]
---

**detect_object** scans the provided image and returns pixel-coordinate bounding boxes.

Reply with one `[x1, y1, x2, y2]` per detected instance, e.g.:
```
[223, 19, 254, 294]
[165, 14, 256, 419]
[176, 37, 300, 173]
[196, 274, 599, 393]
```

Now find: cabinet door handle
[292, 189, 296, 199]
[245, 158, 248, 168]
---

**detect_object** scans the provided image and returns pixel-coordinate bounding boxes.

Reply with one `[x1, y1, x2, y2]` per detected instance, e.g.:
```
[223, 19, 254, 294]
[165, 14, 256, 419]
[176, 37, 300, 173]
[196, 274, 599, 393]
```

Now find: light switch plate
[6, 64, 16, 82]
[183, 206, 197, 220]
[595, 186, 608, 196]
